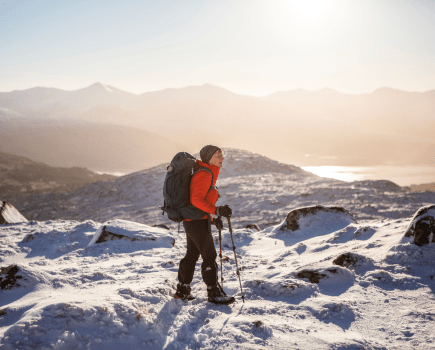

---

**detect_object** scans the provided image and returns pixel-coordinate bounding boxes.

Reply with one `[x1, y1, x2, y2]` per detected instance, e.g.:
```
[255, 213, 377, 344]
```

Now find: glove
[215, 204, 232, 218]
[213, 216, 224, 230]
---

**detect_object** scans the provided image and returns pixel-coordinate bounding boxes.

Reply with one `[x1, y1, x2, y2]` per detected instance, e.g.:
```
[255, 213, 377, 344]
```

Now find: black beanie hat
[200, 145, 221, 164]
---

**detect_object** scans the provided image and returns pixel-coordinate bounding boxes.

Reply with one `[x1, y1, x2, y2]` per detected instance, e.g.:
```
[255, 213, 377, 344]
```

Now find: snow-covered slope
[1, 209, 434, 349]
[10, 149, 435, 230]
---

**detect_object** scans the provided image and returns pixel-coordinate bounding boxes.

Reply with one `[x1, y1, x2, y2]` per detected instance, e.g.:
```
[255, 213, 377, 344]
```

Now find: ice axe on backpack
[227, 217, 245, 303]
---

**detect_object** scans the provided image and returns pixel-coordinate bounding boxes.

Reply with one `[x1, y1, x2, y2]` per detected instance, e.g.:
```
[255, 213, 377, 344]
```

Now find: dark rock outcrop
[0, 265, 22, 290]
[89, 220, 176, 248]
[404, 205, 435, 246]
[333, 253, 361, 268]
[0, 201, 28, 224]
[96, 225, 155, 243]
[281, 205, 357, 231]
[245, 224, 260, 231]
[296, 270, 326, 283]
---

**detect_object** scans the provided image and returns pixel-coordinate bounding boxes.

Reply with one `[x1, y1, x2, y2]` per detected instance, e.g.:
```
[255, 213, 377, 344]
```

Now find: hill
[7, 148, 435, 227]
[0, 117, 186, 173]
[410, 182, 435, 192]
[0, 151, 116, 198]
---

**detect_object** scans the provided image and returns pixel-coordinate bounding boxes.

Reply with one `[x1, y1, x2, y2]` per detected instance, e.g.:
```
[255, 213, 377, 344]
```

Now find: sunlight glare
[285, 0, 333, 27]
[302, 166, 367, 182]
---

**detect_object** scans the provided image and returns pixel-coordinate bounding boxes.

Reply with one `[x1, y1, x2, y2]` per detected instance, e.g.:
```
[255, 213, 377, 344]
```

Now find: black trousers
[178, 219, 217, 286]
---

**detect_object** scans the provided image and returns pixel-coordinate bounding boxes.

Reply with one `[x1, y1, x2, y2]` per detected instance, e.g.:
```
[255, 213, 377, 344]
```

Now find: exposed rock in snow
[333, 253, 362, 268]
[0, 201, 28, 224]
[279, 205, 357, 234]
[244, 223, 260, 231]
[296, 270, 326, 283]
[89, 219, 175, 247]
[0, 265, 22, 290]
[404, 205, 435, 246]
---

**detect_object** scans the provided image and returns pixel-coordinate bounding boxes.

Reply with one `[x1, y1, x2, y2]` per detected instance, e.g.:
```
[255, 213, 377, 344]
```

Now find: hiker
[174, 145, 235, 304]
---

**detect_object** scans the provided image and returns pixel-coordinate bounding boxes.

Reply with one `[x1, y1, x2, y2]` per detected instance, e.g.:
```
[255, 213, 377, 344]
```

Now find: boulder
[0, 265, 22, 291]
[280, 205, 357, 231]
[88, 219, 175, 248]
[296, 270, 326, 283]
[404, 205, 435, 246]
[245, 223, 260, 231]
[333, 253, 361, 268]
[0, 201, 28, 224]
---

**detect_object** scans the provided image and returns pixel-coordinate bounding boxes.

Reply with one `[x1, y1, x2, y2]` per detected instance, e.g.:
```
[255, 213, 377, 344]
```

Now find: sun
[284, 0, 335, 28]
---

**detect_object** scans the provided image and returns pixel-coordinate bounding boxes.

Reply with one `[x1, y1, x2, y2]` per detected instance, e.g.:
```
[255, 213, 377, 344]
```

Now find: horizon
[1, 81, 434, 97]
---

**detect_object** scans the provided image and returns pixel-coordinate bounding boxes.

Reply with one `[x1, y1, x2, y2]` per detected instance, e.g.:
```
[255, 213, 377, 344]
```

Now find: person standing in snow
[174, 145, 235, 304]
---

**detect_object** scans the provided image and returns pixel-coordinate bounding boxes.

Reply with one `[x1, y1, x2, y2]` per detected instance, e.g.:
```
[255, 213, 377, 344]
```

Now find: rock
[0, 201, 28, 225]
[404, 205, 435, 246]
[333, 253, 361, 268]
[281, 205, 357, 231]
[23, 234, 35, 242]
[95, 226, 132, 243]
[0, 265, 22, 291]
[296, 270, 326, 283]
[245, 223, 260, 231]
[152, 224, 170, 230]
[88, 219, 175, 248]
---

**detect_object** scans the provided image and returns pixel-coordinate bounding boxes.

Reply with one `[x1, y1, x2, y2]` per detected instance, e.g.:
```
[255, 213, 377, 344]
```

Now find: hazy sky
[1, 0, 434, 96]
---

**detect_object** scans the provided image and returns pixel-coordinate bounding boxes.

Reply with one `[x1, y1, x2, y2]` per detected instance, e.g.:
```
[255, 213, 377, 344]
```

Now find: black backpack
[161, 152, 215, 223]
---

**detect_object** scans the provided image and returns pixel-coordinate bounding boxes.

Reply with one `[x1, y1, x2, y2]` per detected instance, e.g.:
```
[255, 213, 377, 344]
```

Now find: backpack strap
[193, 166, 216, 233]
[193, 167, 215, 191]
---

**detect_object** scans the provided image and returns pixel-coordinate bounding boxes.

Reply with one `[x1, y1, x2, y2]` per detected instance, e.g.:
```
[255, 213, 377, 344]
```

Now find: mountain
[0, 83, 136, 115]
[8, 148, 435, 228]
[0, 151, 116, 198]
[0, 117, 186, 173]
[1, 83, 435, 169]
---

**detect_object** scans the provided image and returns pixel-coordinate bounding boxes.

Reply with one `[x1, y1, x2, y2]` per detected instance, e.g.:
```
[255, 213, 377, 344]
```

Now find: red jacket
[186, 159, 220, 221]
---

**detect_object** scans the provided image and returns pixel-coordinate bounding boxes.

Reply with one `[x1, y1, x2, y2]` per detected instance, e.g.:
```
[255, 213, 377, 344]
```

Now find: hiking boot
[174, 283, 195, 301]
[207, 283, 235, 305]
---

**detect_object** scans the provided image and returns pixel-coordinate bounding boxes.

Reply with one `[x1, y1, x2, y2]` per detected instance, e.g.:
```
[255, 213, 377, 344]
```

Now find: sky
[1, 0, 435, 96]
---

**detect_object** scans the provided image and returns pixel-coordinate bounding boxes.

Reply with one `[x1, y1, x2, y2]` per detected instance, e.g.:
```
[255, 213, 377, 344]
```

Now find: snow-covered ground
[1, 148, 435, 349]
[1, 212, 435, 349]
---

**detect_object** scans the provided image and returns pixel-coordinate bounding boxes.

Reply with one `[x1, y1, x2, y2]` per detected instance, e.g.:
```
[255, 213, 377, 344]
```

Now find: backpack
[161, 152, 215, 223]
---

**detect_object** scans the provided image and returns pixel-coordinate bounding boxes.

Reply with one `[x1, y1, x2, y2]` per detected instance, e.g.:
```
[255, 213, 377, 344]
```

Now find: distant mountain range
[0, 151, 115, 198]
[1, 83, 434, 172]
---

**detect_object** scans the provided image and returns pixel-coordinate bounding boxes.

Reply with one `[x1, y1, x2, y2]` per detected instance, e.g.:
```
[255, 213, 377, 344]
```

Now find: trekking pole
[218, 216, 224, 288]
[227, 217, 245, 303]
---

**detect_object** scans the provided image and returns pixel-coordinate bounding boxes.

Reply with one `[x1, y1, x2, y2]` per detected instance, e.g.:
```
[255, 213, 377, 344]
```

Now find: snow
[88, 219, 174, 248]
[1, 211, 435, 349]
[1, 149, 435, 349]
[0, 201, 28, 224]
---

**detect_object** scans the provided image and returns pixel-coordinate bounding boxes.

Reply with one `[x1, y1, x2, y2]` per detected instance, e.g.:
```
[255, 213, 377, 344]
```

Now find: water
[301, 165, 435, 187]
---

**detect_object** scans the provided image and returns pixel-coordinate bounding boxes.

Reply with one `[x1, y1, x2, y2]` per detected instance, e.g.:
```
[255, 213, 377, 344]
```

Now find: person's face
[209, 150, 224, 168]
